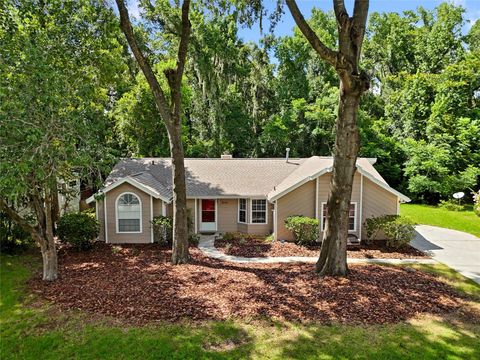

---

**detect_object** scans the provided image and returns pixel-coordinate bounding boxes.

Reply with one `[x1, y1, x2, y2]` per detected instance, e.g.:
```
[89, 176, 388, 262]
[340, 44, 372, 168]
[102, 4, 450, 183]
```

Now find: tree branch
[168, 0, 191, 120]
[352, 0, 369, 63]
[115, 0, 172, 125]
[285, 0, 338, 68]
[333, 0, 349, 25]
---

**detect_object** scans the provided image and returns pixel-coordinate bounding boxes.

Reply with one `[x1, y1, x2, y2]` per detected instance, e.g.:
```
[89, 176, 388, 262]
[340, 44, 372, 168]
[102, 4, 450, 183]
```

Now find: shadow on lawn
[277, 315, 480, 360]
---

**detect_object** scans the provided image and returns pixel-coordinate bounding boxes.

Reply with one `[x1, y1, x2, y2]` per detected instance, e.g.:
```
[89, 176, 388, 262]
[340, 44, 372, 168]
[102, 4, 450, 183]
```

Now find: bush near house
[57, 212, 99, 251]
[151, 215, 173, 245]
[365, 215, 416, 249]
[284, 216, 319, 246]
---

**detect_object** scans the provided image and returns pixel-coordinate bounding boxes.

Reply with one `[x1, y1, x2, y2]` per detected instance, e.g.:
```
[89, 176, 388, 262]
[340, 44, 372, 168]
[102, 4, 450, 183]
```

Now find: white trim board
[86, 177, 170, 204]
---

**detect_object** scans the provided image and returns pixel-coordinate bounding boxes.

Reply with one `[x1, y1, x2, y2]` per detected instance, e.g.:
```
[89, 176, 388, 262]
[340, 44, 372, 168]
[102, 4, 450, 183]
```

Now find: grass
[400, 203, 480, 238]
[1, 253, 479, 359]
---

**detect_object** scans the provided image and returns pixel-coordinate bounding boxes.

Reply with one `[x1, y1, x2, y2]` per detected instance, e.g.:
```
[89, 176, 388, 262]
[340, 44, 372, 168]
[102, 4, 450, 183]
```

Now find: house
[86, 155, 410, 243]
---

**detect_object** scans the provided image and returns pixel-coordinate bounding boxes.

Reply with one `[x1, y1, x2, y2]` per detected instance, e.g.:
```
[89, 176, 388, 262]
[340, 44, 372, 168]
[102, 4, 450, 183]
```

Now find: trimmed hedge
[364, 215, 416, 249]
[284, 215, 319, 245]
[57, 212, 99, 250]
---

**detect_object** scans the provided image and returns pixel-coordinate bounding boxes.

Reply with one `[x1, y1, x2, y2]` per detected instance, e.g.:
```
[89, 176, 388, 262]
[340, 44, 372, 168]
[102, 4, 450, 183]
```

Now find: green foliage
[222, 232, 236, 242]
[151, 216, 173, 245]
[284, 216, 319, 246]
[0, 212, 33, 253]
[365, 215, 416, 249]
[57, 213, 100, 251]
[473, 190, 480, 217]
[438, 199, 464, 212]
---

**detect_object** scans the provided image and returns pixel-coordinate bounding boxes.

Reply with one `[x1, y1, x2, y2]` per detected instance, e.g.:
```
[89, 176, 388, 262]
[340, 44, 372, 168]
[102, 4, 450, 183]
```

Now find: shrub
[0, 211, 33, 253]
[365, 215, 416, 249]
[222, 232, 236, 241]
[473, 190, 480, 217]
[57, 212, 99, 250]
[284, 216, 319, 246]
[189, 233, 200, 246]
[439, 199, 464, 212]
[151, 215, 173, 245]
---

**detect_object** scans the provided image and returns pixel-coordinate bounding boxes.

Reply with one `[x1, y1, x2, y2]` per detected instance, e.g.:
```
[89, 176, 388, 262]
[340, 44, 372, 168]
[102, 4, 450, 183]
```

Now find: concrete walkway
[198, 235, 436, 265]
[412, 225, 480, 285]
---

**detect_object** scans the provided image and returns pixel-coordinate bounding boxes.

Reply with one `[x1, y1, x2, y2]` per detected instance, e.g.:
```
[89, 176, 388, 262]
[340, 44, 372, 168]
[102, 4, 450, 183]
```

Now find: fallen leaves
[30, 243, 460, 325]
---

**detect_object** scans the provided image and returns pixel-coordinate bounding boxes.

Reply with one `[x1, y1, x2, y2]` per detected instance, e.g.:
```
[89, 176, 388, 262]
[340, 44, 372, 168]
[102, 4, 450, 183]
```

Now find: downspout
[150, 195, 153, 243]
[194, 198, 198, 233]
[104, 194, 108, 243]
[359, 174, 363, 241]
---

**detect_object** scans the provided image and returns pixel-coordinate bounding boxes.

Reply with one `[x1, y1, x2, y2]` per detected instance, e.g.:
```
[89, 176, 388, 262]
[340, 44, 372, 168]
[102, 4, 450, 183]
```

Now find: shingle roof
[100, 156, 409, 202]
[105, 158, 306, 199]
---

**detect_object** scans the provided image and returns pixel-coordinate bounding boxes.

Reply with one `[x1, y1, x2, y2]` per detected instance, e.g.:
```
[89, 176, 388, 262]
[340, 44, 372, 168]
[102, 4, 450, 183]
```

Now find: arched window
[116, 193, 142, 233]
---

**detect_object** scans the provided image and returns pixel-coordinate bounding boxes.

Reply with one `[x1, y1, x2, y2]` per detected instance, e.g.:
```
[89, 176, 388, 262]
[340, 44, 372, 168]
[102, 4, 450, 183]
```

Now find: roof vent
[221, 153, 233, 159]
[285, 148, 290, 163]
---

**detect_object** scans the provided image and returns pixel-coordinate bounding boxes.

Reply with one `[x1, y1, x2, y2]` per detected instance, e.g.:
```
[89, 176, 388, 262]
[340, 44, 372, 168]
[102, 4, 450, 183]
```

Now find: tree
[0, 0, 127, 280]
[115, 0, 191, 264]
[285, 0, 370, 276]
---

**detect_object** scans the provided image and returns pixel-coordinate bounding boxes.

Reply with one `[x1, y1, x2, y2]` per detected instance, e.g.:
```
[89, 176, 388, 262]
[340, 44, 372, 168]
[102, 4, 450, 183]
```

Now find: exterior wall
[217, 199, 238, 233]
[317, 173, 362, 240]
[104, 183, 152, 244]
[243, 202, 273, 236]
[277, 180, 316, 241]
[153, 198, 163, 217]
[362, 178, 399, 239]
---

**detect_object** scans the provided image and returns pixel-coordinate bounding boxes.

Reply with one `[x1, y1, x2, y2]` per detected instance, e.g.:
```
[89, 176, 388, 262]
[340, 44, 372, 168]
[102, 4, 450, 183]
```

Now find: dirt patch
[30, 243, 461, 325]
[215, 238, 427, 259]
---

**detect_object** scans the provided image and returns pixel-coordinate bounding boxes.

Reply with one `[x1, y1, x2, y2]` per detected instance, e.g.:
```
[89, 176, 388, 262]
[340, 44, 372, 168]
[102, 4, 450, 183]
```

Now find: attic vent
[221, 154, 233, 159]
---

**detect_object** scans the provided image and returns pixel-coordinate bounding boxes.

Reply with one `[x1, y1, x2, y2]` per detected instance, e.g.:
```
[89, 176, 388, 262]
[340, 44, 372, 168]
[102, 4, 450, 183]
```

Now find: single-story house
[87, 155, 410, 243]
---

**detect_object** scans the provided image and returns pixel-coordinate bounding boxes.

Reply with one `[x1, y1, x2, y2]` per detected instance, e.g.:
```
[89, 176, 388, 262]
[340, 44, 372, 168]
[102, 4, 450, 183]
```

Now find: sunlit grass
[400, 204, 480, 237]
[1, 254, 479, 359]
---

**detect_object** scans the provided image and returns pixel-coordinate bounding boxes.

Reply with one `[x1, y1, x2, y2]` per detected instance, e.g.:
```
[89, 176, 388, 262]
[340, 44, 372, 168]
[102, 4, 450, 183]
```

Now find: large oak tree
[115, 0, 191, 264]
[285, 0, 370, 276]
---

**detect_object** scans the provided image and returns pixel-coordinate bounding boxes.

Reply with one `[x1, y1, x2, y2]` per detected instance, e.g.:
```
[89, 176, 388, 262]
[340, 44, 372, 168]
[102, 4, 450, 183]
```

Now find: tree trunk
[316, 85, 361, 276]
[41, 244, 58, 281]
[169, 122, 189, 264]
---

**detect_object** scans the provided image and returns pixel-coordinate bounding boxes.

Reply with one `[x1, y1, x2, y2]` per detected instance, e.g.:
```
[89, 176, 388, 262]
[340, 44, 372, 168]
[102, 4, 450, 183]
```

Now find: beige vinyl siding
[362, 178, 399, 239]
[244, 202, 273, 236]
[277, 180, 316, 241]
[217, 199, 238, 233]
[152, 198, 163, 217]
[105, 183, 152, 244]
[317, 173, 361, 239]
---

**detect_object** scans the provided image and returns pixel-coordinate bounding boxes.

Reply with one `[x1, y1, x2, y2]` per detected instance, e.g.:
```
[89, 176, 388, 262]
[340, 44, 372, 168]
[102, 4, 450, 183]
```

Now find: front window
[117, 193, 141, 232]
[238, 199, 247, 223]
[251, 199, 267, 224]
[322, 203, 356, 231]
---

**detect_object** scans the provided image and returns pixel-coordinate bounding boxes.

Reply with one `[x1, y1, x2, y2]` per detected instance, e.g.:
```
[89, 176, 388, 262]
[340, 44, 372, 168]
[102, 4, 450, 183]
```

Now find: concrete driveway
[411, 225, 480, 285]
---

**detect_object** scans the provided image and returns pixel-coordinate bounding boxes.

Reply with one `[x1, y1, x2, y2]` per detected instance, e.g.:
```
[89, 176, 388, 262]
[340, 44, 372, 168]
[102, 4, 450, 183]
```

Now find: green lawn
[401, 204, 480, 238]
[1, 254, 479, 360]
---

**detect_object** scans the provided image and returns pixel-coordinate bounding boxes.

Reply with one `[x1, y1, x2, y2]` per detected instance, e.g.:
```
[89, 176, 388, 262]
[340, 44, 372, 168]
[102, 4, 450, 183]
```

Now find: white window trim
[320, 202, 357, 233]
[115, 192, 143, 234]
[238, 198, 247, 224]
[249, 198, 268, 225]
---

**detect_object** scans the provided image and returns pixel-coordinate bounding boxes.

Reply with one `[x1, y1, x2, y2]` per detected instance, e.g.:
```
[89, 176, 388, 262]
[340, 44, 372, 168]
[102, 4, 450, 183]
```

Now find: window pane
[239, 210, 246, 223]
[117, 194, 141, 232]
[119, 219, 140, 232]
[202, 211, 215, 222]
[252, 211, 265, 223]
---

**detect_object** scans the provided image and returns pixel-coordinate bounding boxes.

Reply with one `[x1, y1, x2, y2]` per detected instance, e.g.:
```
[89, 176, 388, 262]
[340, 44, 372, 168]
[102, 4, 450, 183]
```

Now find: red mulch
[30, 243, 461, 325]
[215, 238, 427, 259]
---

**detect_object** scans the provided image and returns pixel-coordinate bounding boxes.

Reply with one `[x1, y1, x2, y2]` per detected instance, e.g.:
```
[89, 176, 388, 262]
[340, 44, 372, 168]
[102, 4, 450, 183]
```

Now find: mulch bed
[214, 238, 427, 259]
[29, 243, 464, 325]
